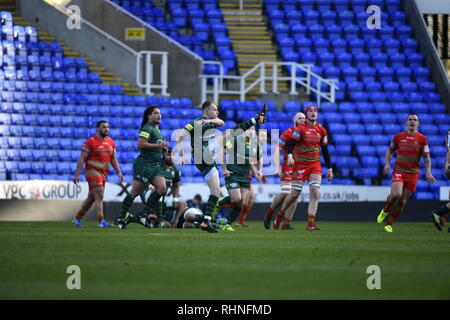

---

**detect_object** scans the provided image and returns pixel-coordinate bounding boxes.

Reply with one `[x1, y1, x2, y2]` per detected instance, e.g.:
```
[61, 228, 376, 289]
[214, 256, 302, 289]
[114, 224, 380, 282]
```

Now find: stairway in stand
[219, 0, 290, 99]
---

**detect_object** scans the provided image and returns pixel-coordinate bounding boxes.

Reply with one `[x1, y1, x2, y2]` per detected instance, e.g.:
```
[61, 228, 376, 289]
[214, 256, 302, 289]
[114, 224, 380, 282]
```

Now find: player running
[72, 120, 123, 227]
[274, 105, 333, 231]
[175, 100, 268, 233]
[377, 113, 435, 232]
[264, 112, 306, 230]
[114, 106, 169, 230]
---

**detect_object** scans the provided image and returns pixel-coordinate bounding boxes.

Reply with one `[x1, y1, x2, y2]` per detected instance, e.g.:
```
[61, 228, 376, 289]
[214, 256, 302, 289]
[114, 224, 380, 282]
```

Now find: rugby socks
[75, 209, 86, 220]
[227, 205, 242, 224]
[307, 215, 316, 226]
[434, 205, 450, 217]
[139, 191, 163, 217]
[382, 196, 396, 213]
[218, 196, 235, 208]
[283, 217, 292, 226]
[96, 214, 104, 223]
[120, 194, 136, 217]
[238, 205, 251, 224]
[265, 207, 274, 218]
[274, 210, 285, 228]
[386, 209, 401, 225]
[205, 195, 219, 218]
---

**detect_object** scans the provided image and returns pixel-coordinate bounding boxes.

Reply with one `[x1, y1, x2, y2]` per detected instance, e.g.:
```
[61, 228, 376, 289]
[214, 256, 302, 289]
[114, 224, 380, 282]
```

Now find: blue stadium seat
[357, 145, 376, 157]
[332, 134, 352, 145]
[347, 123, 365, 134]
[383, 123, 401, 135]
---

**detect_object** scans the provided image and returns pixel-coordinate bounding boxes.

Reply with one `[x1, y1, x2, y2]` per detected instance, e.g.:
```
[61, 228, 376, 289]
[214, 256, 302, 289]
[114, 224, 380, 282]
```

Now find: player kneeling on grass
[377, 113, 435, 232]
[72, 120, 123, 228]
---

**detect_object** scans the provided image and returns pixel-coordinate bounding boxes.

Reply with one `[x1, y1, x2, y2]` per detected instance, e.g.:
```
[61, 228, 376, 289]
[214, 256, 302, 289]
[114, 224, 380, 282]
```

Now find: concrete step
[223, 16, 264, 22]
[228, 29, 270, 35]
[222, 10, 263, 16]
[39, 35, 56, 42]
[225, 21, 266, 27]
[64, 51, 81, 57]
[230, 35, 271, 41]
[237, 54, 278, 59]
[234, 48, 276, 53]
[88, 66, 106, 72]
[100, 76, 122, 81]
[98, 71, 115, 76]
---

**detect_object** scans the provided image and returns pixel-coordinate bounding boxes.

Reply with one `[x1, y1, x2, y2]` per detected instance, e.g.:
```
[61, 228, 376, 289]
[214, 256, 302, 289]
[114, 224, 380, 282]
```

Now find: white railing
[200, 61, 339, 106]
[136, 51, 169, 96]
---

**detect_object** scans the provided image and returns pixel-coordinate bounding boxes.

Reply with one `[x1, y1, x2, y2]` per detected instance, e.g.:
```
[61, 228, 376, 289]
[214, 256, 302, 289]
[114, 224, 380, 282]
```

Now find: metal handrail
[200, 61, 339, 105]
[136, 51, 170, 96]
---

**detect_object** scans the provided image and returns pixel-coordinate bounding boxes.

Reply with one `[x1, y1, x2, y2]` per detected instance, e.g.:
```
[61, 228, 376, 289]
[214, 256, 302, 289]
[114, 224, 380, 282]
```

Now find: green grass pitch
[0, 221, 449, 300]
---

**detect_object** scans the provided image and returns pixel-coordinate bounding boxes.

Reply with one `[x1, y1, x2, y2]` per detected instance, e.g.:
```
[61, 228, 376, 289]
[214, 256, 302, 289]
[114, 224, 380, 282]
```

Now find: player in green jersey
[136, 148, 186, 228]
[216, 126, 263, 229]
[114, 106, 169, 230]
[175, 100, 268, 233]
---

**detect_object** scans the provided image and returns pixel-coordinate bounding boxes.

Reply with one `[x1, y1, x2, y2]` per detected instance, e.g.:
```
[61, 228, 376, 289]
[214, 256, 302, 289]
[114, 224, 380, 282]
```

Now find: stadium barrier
[0, 181, 447, 222]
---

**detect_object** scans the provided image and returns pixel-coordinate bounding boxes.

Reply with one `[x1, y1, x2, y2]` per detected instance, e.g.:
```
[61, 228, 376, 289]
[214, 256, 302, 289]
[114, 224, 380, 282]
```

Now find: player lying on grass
[182, 207, 228, 229]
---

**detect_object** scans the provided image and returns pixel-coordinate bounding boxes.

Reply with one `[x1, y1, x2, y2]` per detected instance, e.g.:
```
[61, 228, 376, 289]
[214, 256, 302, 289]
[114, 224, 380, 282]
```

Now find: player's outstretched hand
[118, 173, 124, 182]
[73, 175, 79, 185]
[383, 165, 391, 175]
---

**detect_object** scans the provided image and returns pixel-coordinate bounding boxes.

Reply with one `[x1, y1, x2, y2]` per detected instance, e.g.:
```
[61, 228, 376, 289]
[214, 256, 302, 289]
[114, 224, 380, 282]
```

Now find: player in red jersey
[273, 105, 333, 231]
[263, 112, 305, 230]
[72, 120, 123, 227]
[377, 113, 435, 232]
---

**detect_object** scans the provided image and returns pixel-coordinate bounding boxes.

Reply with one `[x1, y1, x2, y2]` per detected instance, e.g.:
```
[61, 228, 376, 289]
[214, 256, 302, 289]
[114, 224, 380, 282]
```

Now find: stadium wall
[40, 0, 204, 105]
[0, 200, 444, 222]
[406, 0, 450, 110]
[17, 0, 138, 87]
